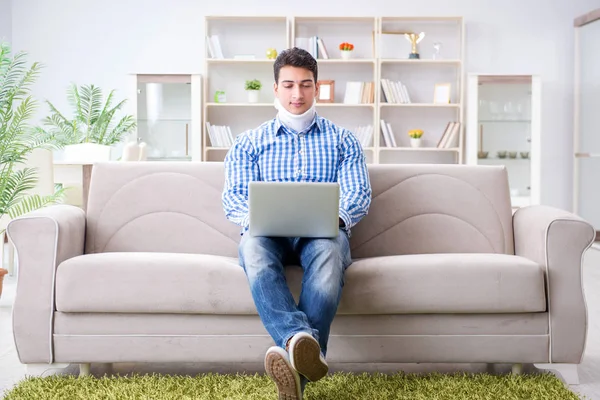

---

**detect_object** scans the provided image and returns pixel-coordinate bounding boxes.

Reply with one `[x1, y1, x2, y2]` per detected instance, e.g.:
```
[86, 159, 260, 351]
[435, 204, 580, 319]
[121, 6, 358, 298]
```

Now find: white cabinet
[129, 74, 203, 161]
[466, 74, 542, 208]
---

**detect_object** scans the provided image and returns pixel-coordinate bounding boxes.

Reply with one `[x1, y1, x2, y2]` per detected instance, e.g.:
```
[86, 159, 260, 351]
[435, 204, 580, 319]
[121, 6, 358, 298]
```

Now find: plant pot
[340, 50, 353, 60]
[64, 143, 111, 163]
[247, 90, 259, 103]
[0, 268, 8, 299]
[410, 138, 422, 148]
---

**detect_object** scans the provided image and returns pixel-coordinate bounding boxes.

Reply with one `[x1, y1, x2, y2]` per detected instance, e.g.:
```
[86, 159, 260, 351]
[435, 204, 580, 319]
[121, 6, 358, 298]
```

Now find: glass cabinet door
[135, 75, 202, 161]
[477, 78, 532, 206]
[467, 74, 541, 209]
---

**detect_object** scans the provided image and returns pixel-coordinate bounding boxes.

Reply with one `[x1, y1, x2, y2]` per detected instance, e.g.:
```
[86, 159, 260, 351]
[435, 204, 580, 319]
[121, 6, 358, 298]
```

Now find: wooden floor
[1, 247, 600, 399]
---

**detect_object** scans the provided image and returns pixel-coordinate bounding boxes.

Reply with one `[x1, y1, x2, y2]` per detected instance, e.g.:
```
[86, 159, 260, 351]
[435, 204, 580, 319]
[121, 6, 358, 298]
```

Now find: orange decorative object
[339, 42, 354, 51]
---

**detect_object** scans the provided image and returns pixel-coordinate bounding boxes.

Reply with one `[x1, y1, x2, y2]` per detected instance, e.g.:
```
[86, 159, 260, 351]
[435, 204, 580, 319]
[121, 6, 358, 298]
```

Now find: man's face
[274, 66, 319, 115]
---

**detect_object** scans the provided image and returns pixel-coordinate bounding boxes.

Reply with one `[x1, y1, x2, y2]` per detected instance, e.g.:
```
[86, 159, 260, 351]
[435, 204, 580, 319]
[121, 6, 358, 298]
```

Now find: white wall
[0, 0, 11, 43]
[9, 0, 600, 211]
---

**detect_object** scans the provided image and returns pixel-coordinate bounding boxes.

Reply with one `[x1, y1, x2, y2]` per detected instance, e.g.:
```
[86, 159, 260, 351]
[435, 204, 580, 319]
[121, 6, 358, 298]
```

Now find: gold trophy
[405, 32, 425, 59]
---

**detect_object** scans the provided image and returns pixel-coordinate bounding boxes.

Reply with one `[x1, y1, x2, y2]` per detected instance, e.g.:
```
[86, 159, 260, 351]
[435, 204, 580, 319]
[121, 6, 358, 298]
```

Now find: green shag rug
[3, 371, 585, 400]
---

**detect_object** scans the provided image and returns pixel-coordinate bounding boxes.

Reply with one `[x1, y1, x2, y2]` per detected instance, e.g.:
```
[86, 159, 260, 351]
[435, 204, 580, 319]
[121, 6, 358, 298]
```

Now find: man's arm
[222, 134, 259, 229]
[338, 130, 372, 230]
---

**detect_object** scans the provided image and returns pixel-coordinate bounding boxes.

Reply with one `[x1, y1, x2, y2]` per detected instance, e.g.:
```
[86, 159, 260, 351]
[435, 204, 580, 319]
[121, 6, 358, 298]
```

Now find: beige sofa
[7, 161, 595, 383]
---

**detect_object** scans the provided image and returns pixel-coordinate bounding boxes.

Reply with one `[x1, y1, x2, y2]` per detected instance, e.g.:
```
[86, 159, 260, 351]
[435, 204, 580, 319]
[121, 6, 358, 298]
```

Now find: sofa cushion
[55, 252, 546, 314]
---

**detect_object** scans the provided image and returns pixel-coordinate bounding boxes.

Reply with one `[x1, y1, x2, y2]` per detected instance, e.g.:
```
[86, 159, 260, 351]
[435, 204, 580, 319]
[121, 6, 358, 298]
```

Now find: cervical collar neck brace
[274, 98, 316, 134]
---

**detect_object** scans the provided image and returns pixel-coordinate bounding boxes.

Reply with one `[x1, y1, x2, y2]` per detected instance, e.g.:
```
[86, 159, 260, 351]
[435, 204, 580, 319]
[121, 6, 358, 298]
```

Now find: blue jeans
[238, 229, 352, 357]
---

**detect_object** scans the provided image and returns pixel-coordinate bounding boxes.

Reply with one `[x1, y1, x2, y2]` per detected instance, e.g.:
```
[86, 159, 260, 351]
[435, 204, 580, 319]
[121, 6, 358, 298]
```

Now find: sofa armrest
[6, 204, 86, 363]
[513, 205, 595, 363]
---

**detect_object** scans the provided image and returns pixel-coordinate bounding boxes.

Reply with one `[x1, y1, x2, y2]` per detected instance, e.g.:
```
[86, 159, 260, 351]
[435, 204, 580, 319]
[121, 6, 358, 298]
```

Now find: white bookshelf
[203, 16, 465, 164]
[377, 16, 465, 164]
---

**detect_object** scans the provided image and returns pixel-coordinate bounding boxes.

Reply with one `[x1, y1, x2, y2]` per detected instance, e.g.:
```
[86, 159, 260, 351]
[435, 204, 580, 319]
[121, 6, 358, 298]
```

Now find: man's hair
[273, 47, 318, 84]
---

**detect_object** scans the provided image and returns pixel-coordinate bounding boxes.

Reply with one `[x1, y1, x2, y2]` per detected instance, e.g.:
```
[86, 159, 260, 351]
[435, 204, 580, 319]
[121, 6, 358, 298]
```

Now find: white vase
[340, 50, 352, 60]
[410, 138, 422, 148]
[247, 90, 259, 103]
[64, 143, 111, 163]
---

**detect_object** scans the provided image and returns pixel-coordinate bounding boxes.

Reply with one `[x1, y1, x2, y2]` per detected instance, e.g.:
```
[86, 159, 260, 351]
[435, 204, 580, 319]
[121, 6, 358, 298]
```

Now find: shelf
[207, 102, 274, 107]
[317, 103, 374, 107]
[206, 16, 287, 22]
[381, 16, 463, 22]
[380, 59, 462, 65]
[206, 102, 374, 108]
[207, 146, 376, 152]
[380, 147, 460, 152]
[294, 16, 376, 22]
[207, 59, 275, 64]
[380, 103, 460, 108]
[316, 58, 376, 64]
[478, 119, 531, 123]
[478, 157, 530, 161]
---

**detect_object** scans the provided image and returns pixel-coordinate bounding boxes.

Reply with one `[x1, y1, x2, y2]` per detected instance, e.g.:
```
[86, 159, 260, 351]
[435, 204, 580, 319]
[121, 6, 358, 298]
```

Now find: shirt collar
[274, 113, 321, 136]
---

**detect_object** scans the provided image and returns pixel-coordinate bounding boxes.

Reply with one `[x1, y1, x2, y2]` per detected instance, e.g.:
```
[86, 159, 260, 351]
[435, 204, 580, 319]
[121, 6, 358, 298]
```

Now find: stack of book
[206, 122, 234, 148]
[380, 119, 398, 147]
[295, 37, 329, 59]
[380, 79, 411, 103]
[343, 81, 375, 104]
[437, 122, 461, 148]
[206, 35, 224, 59]
[352, 125, 374, 148]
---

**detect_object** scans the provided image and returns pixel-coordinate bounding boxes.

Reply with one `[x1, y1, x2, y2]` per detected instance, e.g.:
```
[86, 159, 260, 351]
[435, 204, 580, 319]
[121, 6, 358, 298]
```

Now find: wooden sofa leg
[26, 363, 71, 377]
[534, 363, 580, 385]
[511, 363, 523, 375]
[79, 363, 91, 377]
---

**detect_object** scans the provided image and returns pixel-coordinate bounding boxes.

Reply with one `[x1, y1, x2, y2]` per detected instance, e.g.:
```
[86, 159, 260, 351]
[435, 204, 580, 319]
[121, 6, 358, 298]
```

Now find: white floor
[1, 248, 600, 399]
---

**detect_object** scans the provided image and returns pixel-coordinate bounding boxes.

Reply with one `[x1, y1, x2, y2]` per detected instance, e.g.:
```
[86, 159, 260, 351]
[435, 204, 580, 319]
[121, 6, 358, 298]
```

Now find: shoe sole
[265, 349, 302, 400]
[290, 335, 328, 382]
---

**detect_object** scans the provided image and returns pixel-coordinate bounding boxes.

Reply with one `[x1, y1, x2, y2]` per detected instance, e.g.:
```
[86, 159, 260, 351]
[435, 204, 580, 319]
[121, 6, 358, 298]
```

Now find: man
[222, 47, 372, 399]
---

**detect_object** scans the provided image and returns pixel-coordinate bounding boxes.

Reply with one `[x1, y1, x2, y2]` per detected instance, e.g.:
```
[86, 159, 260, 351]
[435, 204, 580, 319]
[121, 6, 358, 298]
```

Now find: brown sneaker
[264, 346, 303, 400]
[288, 332, 328, 382]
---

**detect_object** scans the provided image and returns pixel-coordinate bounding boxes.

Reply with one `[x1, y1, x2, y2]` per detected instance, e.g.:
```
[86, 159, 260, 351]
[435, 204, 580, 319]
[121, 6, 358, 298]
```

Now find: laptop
[248, 181, 340, 238]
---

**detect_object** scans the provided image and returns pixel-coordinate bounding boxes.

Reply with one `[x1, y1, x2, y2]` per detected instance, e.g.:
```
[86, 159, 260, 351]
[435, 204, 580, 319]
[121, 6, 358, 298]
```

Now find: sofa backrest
[349, 163, 514, 257]
[85, 162, 242, 257]
[85, 162, 514, 257]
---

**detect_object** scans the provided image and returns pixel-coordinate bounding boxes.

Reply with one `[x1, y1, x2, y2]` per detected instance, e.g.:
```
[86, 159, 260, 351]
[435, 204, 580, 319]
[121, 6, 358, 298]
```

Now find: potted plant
[408, 129, 424, 147]
[1, 42, 66, 292]
[41, 84, 137, 162]
[245, 79, 262, 103]
[339, 42, 354, 60]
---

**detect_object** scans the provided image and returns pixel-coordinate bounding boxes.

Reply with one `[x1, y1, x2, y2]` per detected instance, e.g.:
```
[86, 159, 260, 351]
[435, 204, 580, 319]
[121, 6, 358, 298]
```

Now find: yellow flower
[408, 129, 424, 139]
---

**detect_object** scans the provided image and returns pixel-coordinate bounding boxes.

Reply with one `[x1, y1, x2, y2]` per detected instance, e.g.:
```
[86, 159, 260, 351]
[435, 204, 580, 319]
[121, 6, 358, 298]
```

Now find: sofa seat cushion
[55, 252, 546, 314]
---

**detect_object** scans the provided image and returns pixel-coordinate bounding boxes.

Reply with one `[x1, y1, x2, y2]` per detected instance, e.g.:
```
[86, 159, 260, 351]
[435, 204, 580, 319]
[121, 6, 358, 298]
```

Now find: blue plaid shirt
[222, 114, 372, 235]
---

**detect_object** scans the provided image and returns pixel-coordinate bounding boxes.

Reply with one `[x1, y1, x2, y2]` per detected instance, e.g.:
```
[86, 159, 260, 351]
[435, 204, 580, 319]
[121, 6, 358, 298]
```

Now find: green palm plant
[43, 83, 136, 146]
[0, 42, 66, 234]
